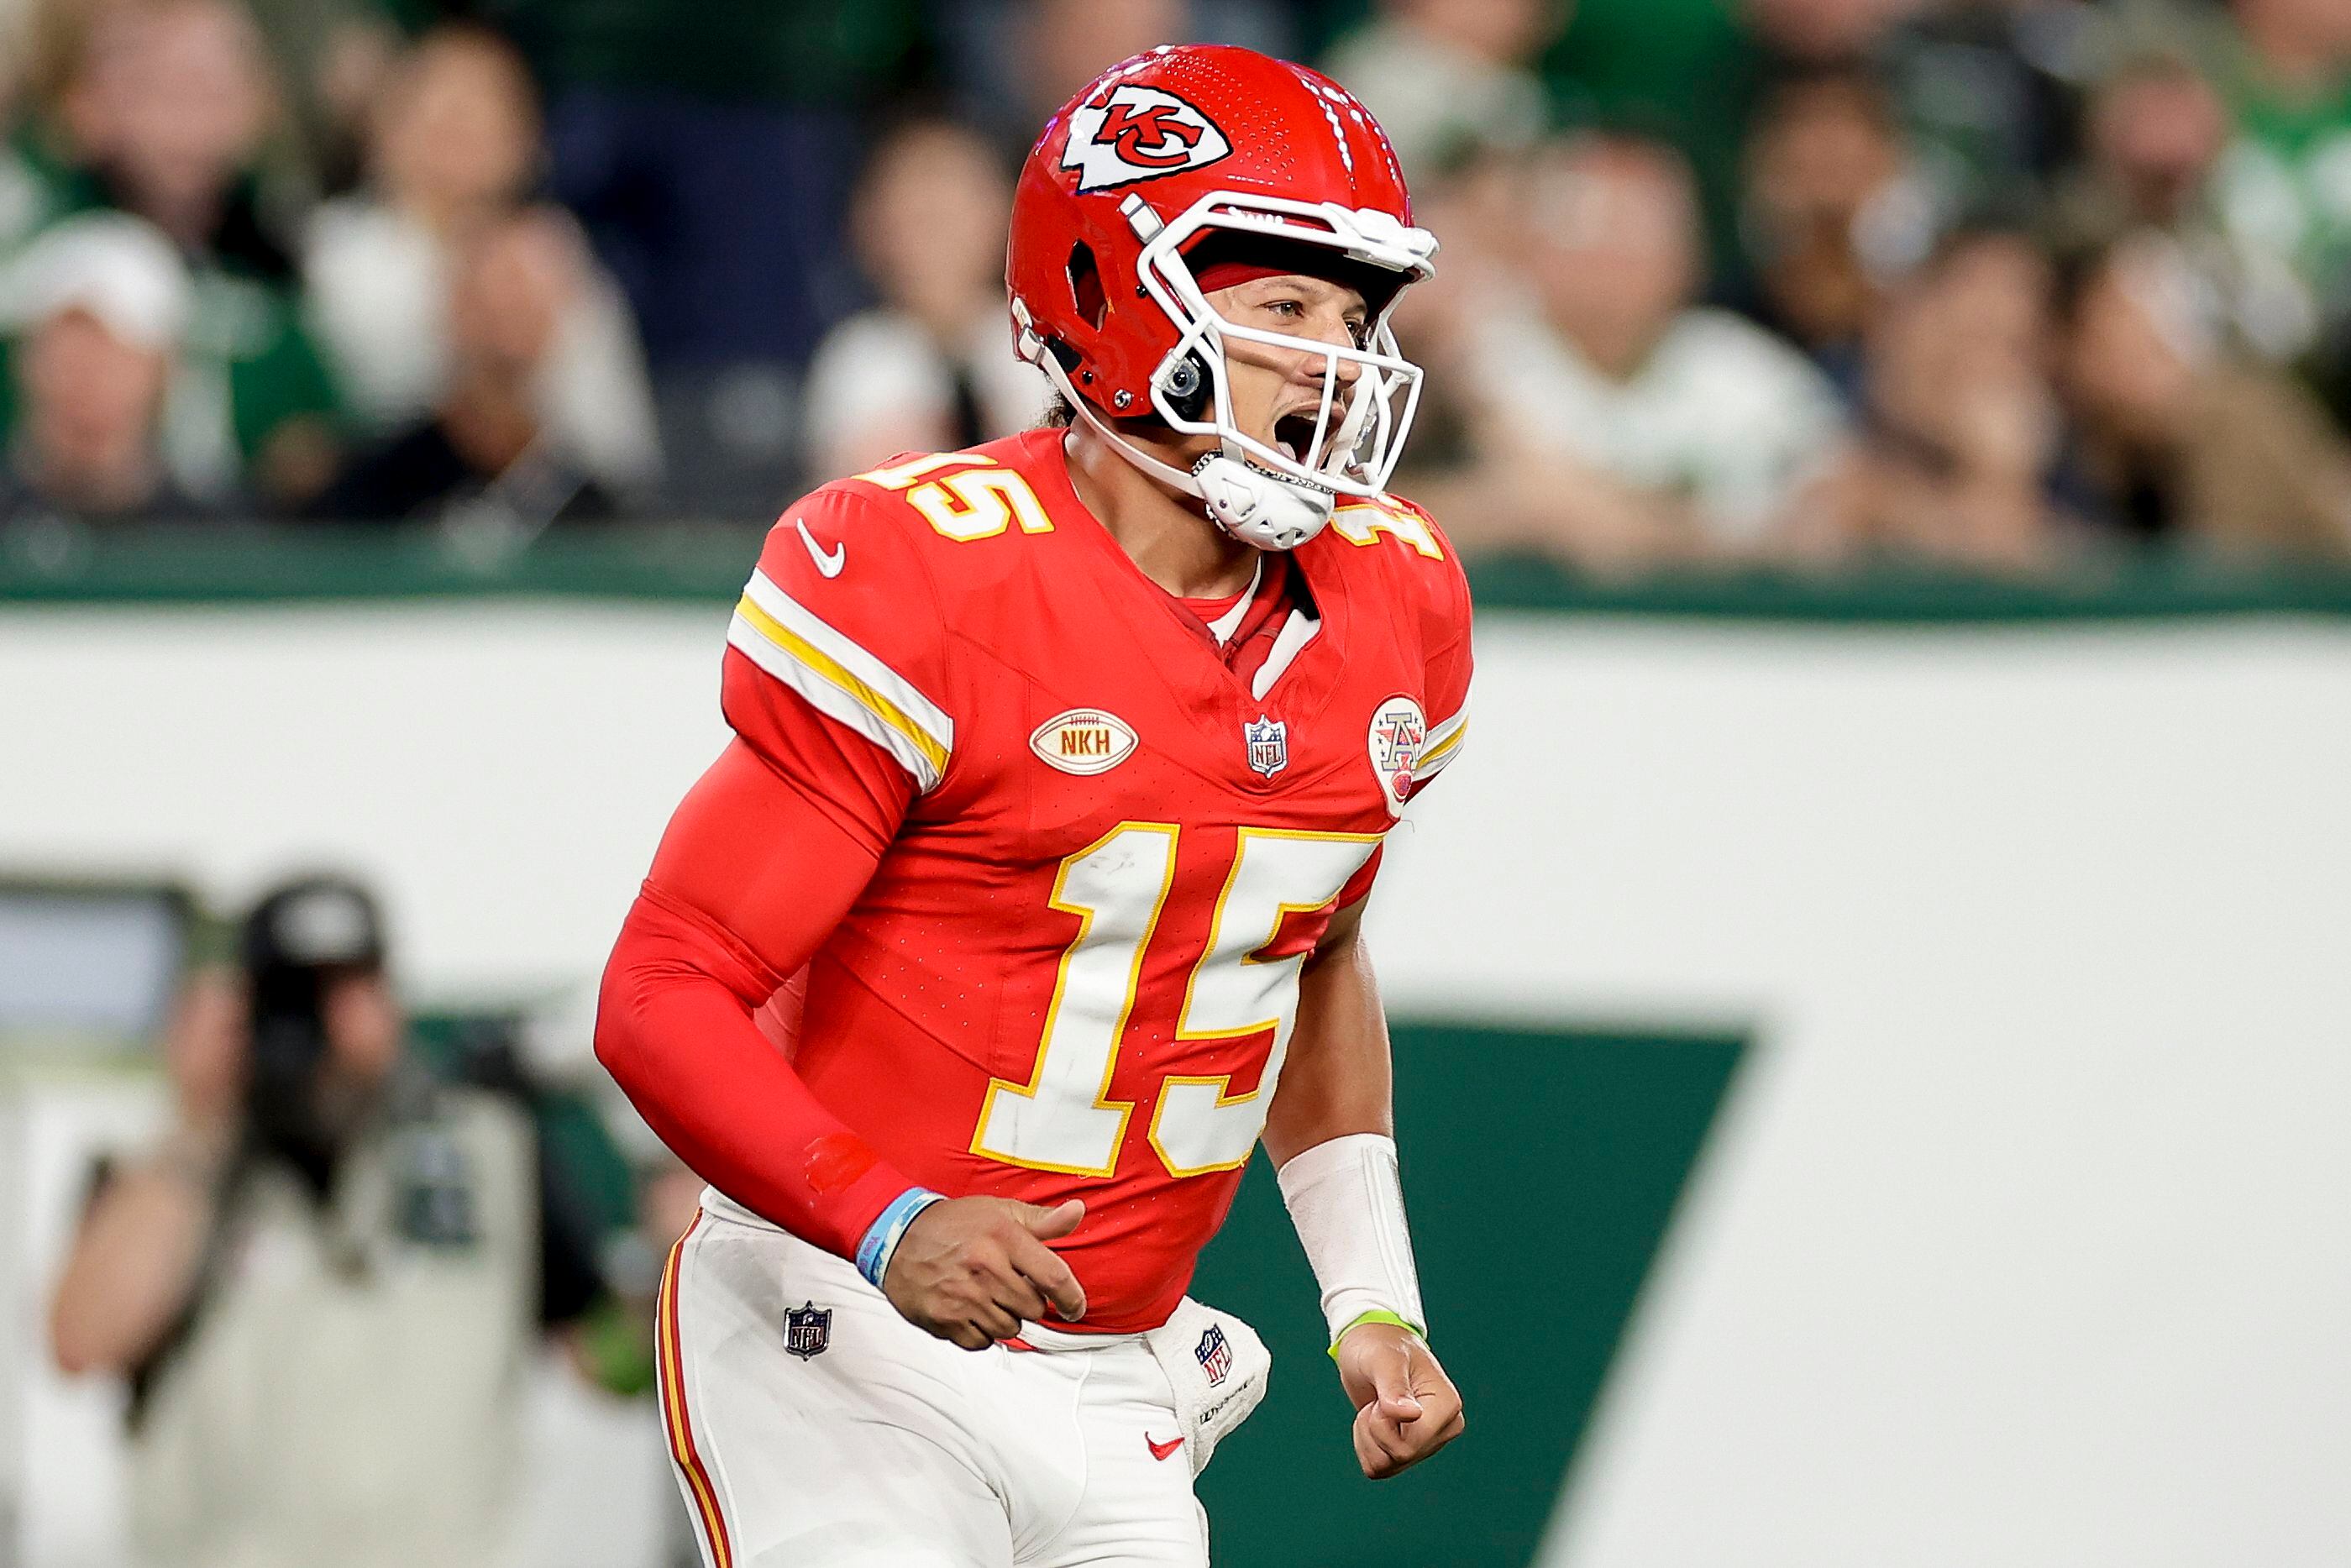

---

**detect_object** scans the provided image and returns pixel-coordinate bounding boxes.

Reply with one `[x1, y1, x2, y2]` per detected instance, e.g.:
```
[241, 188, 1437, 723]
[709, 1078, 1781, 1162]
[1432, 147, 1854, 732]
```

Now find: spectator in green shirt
[2206, 0, 2351, 411]
[0, 212, 222, 523]
[2052, 46, 2317, 367]
[43, 0, 346, 510]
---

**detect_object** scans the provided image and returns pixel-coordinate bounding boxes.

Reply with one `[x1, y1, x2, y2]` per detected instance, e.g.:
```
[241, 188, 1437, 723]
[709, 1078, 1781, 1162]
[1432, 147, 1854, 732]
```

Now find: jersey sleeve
[721, 484, 957, 853]
[1397, 496, 1472, 800]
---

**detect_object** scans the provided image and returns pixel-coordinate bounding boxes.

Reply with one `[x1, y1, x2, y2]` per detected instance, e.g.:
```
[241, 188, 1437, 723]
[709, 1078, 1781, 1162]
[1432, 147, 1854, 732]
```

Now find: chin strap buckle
[1194, 453, 1334, 552]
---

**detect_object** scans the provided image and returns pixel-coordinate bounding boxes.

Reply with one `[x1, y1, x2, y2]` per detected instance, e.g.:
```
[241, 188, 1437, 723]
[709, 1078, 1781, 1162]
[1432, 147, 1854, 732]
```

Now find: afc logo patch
[783, 1301, 832, 1361]
[1195, 1324, 1234, 1387]
[1063, 84, 1233, 193]
[1367, 695, 1427, 815]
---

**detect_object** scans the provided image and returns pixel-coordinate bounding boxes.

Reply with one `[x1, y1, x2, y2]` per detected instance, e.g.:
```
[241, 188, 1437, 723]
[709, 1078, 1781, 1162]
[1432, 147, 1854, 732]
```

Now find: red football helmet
[1007, 45, 1439, 549]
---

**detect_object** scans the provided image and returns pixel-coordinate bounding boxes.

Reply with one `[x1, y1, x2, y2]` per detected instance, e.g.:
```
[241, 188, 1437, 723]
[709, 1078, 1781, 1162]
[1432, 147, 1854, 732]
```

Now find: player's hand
[1333, 1320, 1465, 1479]
[880, 1196, 1088, 1350]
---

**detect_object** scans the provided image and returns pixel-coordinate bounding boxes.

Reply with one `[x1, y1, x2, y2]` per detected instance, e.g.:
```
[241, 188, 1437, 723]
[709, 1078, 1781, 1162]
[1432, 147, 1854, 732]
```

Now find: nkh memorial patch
[1031, 707, 1139, 776]
[783, 1301, 832, 1360]
[1195, 1324, 1234, 1387]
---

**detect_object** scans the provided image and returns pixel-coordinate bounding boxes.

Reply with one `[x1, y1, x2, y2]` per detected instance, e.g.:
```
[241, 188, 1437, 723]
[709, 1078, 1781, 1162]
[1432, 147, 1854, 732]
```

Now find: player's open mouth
[1273, 412, 1320, 464]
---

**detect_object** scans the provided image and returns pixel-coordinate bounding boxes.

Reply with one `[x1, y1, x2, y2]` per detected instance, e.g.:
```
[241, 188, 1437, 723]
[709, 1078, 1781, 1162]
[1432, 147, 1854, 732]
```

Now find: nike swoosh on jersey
[795, 517, 846, 578]
[1146, 1433, 1184, 1462]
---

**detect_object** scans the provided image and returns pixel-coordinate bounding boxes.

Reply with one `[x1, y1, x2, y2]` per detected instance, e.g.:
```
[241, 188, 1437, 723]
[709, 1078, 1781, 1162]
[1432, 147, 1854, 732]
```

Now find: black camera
[239, 876, 386, 1165]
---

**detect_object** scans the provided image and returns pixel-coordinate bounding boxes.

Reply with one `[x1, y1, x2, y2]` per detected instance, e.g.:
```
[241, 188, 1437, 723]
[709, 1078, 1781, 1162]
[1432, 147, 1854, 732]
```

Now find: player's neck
[1062, 426, 1261, 600]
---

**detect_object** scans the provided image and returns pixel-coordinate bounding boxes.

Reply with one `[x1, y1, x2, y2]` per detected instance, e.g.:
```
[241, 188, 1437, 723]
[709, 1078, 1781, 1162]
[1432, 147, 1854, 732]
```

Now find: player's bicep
[720, 648, 921, 854]
[1407, 579, 1472, 800]
[1409, 662, 1469, 798]
[645, 739, 888, 983]
[1379, 496, 1472, 803]
[1270, 919, 1394, 1162]
[1314, 873, 1374, 958]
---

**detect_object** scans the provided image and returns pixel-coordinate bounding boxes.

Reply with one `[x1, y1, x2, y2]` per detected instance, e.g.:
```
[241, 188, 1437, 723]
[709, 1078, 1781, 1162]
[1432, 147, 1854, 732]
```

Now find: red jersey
[713, 427, 1471, 1331]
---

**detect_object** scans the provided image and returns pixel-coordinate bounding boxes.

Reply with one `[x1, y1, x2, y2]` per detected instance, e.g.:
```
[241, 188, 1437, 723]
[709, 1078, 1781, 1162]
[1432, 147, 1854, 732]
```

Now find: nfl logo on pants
[784, 1301, 832, 1360]
[1195, 1324, 1233, 1387]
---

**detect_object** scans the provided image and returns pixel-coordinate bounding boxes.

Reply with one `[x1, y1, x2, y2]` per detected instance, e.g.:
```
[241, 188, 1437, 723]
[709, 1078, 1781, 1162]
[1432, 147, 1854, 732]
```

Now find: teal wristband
[856, 1188, 946, 1287]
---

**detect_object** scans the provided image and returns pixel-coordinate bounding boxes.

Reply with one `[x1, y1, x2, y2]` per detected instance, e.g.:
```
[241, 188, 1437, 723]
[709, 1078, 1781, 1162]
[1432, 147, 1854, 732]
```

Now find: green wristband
[1326, 1308, 1426, 1360]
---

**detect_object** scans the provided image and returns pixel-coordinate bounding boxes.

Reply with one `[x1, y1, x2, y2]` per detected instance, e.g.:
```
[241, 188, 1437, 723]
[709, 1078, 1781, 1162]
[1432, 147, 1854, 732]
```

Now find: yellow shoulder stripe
[732, 592, 950, 785]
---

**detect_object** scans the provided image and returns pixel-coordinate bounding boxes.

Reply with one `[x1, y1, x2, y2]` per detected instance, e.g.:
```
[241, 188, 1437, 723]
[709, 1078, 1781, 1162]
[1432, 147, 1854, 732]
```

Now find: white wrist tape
[1276, 1131, 1425, 1345]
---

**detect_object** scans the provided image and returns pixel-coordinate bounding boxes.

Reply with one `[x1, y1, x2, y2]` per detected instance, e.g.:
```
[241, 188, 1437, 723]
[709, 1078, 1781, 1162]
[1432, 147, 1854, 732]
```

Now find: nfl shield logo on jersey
[1195, 1324, 1234, 1387]
[1243, 716, 1288, 779]
[783, 1301, 832, 1361]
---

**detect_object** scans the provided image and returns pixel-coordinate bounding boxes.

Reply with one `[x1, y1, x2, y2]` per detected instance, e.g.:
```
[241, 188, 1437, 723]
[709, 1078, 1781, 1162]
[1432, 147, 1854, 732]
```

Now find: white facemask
[1018, 191, 1438, 552]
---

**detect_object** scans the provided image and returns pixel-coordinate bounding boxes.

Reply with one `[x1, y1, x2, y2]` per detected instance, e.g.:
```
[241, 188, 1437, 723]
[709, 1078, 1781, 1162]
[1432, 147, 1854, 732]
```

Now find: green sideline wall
[1190, 1021, 1742, 1568]
[3, 535, 2347, 1567]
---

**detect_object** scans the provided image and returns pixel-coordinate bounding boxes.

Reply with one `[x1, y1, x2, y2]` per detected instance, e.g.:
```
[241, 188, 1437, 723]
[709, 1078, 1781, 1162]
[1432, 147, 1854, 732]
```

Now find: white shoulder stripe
[730, 569, 954, 792]
[1413, 701, 1468, 781]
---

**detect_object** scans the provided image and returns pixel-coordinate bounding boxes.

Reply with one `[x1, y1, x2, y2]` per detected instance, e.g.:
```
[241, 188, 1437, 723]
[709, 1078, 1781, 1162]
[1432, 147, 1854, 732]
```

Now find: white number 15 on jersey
[971, 823, 1379, 1179]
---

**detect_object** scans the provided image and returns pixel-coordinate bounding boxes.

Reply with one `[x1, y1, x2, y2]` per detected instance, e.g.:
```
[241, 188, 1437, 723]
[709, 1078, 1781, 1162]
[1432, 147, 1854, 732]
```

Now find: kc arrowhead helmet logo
[1063, 85, 1233, 193]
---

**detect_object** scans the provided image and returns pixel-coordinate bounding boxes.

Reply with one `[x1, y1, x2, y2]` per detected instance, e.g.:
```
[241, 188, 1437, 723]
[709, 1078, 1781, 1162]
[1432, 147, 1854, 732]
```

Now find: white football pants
[658, 1192, 1212, 1568]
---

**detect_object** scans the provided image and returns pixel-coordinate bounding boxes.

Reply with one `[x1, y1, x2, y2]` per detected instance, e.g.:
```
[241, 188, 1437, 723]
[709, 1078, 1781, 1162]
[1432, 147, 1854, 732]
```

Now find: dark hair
[1750, 60, 1901, 141]
[854, 113, 1010, 197]
[1912, 209, 2045, 280]
[2047, 233, 2128, 333]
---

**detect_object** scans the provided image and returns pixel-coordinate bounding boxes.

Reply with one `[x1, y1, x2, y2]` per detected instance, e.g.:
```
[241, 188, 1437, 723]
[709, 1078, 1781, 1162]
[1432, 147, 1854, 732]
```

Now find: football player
[597, 44, 1472, 1567]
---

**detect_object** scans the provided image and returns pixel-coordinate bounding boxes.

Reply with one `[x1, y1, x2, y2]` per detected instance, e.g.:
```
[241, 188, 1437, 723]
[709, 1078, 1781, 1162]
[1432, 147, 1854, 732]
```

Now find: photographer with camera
[49, 873, 601, 1568]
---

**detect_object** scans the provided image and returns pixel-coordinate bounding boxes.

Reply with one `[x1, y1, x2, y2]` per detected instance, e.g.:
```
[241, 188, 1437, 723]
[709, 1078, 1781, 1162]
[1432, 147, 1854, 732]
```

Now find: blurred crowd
[4, 0, 2351, 573]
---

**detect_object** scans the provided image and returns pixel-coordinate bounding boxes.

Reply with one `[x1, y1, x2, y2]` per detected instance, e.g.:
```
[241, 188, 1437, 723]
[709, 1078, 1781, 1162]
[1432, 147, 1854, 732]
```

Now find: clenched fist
[1334, 1320, 1465, 1478]
[881, 1196, 1089, 1350]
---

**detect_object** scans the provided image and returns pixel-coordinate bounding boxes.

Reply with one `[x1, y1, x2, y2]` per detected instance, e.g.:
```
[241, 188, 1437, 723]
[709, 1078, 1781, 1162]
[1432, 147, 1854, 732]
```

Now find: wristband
[1276, 1131, 1428, 1348]
[855, 1186, 947, 1287]
[1326, 1308, 1427, 1360]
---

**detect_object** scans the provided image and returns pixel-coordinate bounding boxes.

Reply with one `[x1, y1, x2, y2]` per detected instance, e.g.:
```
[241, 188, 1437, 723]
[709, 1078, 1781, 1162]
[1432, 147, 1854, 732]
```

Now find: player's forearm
[595, 889, 921, 1263]
[1262, 920, 1393, 1166]
[599, 740, 944, 1269]
[1267, 918, 1428, 1343]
